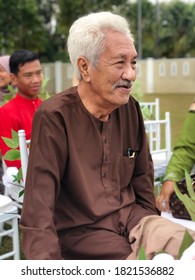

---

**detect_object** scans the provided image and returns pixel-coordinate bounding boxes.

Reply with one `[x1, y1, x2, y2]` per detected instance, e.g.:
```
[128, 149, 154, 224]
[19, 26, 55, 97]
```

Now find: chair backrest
[18, 129, 30, 186]
[140, 98, 160, 120]
[144, 112, 172, 195]
[144, 111, 171, 161]
[0, 195, 20, 259]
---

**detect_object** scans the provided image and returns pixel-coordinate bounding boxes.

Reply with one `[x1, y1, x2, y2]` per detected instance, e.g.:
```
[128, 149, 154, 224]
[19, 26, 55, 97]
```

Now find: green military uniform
[163, 102, 195, 182]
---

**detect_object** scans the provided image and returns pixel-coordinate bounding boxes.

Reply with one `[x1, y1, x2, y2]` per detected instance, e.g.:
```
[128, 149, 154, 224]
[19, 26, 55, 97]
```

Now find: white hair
[67, 11, 134, 80]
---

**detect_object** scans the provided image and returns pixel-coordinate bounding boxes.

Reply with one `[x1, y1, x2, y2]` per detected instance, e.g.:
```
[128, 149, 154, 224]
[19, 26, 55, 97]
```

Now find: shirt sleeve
[163, 111, 195, 182]
[20, 107, 67, 260]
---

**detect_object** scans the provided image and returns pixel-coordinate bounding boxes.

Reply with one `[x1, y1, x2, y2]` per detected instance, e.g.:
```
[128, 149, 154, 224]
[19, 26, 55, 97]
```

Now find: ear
[77, 57, 91, 82]
[10, 73, 18, 87]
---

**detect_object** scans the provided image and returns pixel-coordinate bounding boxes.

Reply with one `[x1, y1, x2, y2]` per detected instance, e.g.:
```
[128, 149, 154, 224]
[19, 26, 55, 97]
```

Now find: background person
[0, 49, 43, 170]
[0, 55, 12, 193]
[0, 55, 12, 102]
[20, 12, 195, 260]
[156, 101, 195, 212]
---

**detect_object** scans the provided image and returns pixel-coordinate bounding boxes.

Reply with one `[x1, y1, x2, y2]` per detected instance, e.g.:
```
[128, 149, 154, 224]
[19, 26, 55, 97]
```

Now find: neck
[17, 92, 38, 100]
[77, 84, 111, 121]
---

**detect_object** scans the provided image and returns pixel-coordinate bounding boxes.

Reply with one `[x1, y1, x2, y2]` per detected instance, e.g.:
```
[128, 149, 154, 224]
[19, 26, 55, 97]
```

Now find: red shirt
[0, 93, 42, 169]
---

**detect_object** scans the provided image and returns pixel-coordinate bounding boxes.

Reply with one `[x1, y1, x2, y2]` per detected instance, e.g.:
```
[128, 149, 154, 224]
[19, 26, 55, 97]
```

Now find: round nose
[122, 65, 136, 82]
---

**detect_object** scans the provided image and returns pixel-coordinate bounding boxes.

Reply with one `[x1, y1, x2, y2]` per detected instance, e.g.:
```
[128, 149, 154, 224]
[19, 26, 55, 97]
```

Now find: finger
[156, 197, 169, 212]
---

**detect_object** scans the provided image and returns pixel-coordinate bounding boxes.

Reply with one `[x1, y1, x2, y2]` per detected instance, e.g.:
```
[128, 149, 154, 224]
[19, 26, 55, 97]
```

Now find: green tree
[121, 0, 157, 58]
[0, 0, 194, 60]
[158, 1, 195, 58]
[35, 0, 64, 61]
[0, 0, 48, 54]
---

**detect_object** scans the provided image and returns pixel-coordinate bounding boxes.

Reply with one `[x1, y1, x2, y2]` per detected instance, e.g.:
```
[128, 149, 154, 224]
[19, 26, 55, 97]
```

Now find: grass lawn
[0, 222, 25, 260]
[0, 93, 194, 259]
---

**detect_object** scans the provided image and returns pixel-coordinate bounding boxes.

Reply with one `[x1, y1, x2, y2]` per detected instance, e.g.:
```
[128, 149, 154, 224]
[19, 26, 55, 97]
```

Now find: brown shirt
[20, 86, 159, 260]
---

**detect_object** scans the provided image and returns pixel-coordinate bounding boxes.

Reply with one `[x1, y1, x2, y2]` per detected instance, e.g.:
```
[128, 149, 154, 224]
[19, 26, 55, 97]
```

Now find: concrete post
[146, 57, 154, 93]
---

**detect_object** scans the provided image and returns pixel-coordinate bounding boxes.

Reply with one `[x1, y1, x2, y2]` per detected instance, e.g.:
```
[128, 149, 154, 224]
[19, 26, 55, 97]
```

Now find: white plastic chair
[140, 98, 160, 120]
[11, 130, 30, 218]
[145, 112, 171, 157]
[2, 130, 30, 219]
[18, 129, 30, 186]
[161, 211, 195, 231]
[141, 98, 161, 151]
[0, 194, 20, 260]
[144, 112, 172, 194]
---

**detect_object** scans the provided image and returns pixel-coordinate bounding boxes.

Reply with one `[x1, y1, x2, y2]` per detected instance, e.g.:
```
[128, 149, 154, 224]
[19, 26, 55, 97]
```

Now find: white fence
[136, 57, 195, 94]
[42, 58, 195, 95]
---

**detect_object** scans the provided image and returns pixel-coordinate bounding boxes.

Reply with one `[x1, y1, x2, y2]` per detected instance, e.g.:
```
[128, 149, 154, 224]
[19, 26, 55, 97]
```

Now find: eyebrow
[114, 54, 137, 60]
[23, 69, 42, 75]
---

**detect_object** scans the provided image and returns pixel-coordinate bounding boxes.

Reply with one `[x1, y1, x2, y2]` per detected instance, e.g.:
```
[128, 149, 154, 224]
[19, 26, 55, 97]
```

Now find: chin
[120, 94, 130, 105]
[31, 90, 40, 95]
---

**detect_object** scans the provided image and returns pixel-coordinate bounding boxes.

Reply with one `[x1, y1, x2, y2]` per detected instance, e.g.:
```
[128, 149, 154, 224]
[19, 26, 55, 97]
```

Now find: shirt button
[118, 221, 124, 228]
[101, 172, 106, 178]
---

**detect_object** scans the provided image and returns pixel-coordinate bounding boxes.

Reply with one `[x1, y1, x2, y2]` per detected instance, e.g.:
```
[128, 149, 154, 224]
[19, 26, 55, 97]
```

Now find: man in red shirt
[0, 49, 43, 169]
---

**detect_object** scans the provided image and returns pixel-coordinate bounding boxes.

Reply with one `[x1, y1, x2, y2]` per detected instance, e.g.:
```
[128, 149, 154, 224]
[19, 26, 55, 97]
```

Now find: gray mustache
[113, 80, 132, 89]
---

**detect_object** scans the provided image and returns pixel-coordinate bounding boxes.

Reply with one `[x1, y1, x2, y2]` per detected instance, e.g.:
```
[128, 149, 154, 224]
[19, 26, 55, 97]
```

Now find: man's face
[88, 31, 137, 109]
[0, 64, 11, 88]
[12, 60, 43, 99]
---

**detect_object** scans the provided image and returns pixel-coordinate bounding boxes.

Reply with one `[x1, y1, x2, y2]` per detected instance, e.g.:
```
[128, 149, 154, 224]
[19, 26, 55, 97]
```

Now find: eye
[117, 60, 124, 64]
[131, 60, 137, 70]
[131, 60, 137, 65]
[25, 74, 32, 78]
[37, 70, 42, 75]
[114, 60, 125, 68]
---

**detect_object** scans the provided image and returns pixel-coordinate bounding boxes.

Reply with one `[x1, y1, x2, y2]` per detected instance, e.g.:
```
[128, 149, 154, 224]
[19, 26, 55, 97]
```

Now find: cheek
[16, 78, 29, 87]
[5, 74, 11, 83]
[0, 73, 10, 85]
[100, 72, 116, 86]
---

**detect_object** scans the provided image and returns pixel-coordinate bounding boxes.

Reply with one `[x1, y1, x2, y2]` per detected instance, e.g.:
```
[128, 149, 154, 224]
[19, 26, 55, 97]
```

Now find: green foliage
[132, 80, 153, 120]
[174, 170, 195, 222]
[7, 84, 16, 95]
[1, 129, 19, 149]
[12, 168, 23, 184]
[1, 129, 21, 170]
[0, 0, 194, 60]
[159, 1, 195, 58]
[140, 106, 153, 121]
[132, 80, 144, 101]
[138, 246, 147, 260]
[1, 129, 23, 194]
[3, 149, 21, 161]
[178, 230, 194, 259]
[39, 77, 50, 100]
[0, 85, 15, 106]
